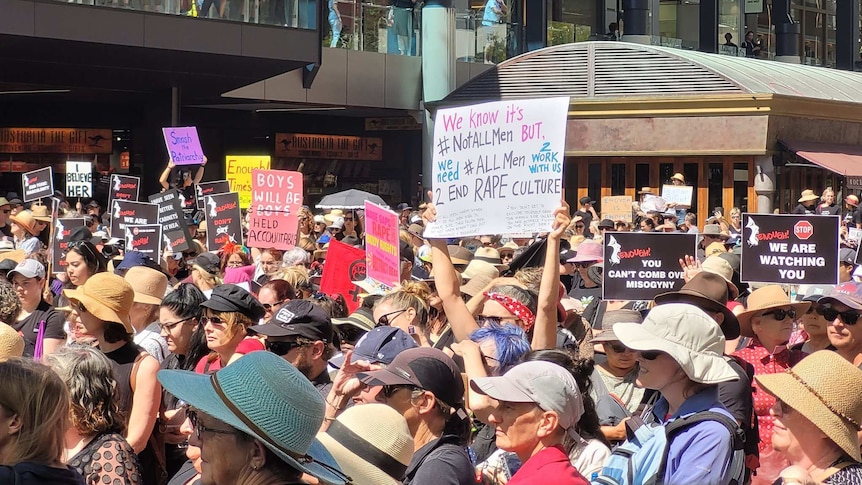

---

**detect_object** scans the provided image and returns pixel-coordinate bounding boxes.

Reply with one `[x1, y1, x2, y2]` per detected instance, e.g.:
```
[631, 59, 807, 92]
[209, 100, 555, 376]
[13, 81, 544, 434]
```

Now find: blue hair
[470, 322, 531, 374]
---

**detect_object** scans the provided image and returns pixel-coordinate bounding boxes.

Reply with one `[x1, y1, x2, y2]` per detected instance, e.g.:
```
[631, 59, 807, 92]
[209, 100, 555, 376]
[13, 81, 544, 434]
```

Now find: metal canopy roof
[445, 41, 862, 104]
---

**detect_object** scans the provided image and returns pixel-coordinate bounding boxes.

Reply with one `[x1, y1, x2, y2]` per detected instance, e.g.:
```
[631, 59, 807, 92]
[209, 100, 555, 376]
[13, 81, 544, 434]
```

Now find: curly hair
[45, 345, 125, 437]
[217, 243, 252, 272]
[0, 282, 21, 324]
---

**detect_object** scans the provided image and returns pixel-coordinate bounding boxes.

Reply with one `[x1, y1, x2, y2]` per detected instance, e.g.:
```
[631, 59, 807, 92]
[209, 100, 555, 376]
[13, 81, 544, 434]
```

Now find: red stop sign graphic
[794, 220, 814, 240]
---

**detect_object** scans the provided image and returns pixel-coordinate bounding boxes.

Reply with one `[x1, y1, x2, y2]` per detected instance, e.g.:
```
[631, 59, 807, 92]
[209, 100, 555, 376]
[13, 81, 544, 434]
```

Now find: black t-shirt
[405, 435, 474, 485]
[817, 203, 841, 216]
[792, 203, 816, 215]
[0, 463, 85, 485]
[12, 300, 66, 357]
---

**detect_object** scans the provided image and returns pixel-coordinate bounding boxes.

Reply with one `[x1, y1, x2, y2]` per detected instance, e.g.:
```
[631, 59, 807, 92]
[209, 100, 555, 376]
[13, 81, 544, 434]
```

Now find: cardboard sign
[162, 127, 205, 166]
[661, 185, 693, 208]
[124, 224, 163, 259]
[196, 180, 231, 209]
[204, 192, 243, 249]
[247, 170, 303, 250]
[741, 214, 839, 284]
[601, 196, 633, 223]
[65, 162, 92, 198]
[602, 232, 697, 300]
[364, 201, 401, 287]
[22, 167, 54, 202]
[109, 175, 140, 204]
[148, 189, 193, 253]
[51, 218, 86, 274]
[320, 239, 367, 313]
[110, 200, 159, 237]
[226, 156, 271, 209]
[424, 97, 570, 238]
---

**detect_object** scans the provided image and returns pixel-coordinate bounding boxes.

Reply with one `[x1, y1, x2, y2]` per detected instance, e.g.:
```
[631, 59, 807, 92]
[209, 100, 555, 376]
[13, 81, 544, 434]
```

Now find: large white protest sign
[423, 97, 569, 238]
[661, 185, 692, 208]
[65, 162, 92, 198]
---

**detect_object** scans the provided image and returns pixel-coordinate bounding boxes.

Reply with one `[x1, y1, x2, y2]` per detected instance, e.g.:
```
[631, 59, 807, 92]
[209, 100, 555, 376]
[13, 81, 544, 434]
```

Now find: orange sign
[274, 133, 382, 161]
[0, 128, 113, 154]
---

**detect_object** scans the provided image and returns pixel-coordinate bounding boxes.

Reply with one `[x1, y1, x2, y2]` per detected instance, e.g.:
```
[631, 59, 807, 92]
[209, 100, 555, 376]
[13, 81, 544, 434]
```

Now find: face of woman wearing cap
[769, 399, 828, 464]
[203, 310, 245, 354]
[65, 250, 93, 287]
[635, 351, 688, 392]
[602, 341, 637, 376]
[751, 306, 795, 349]
[487, 401, 559, 462]
[11, 274, 42, 311]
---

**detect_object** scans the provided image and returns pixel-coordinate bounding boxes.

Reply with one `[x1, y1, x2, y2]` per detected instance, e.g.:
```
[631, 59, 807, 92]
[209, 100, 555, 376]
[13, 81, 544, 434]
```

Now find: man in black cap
[251, 300, 337, 397]
[574, 196, 598, 239]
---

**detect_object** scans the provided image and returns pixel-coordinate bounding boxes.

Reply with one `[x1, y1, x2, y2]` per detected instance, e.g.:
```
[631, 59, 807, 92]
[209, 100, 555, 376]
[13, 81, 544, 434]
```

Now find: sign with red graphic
[51, 218, 86, 274]
[148, 189, 193, 253]
[320, 240, 367, 313]
[196, 180, 231, 209]
[794, 220, 814, 240]
[602, 232, 698, 301]
[22, 167, 54, 202]
[204, 192, 243, 250]
[109, 200, 158, 238]
[108, 174, 140, 205]
[124, 224, 163, 259]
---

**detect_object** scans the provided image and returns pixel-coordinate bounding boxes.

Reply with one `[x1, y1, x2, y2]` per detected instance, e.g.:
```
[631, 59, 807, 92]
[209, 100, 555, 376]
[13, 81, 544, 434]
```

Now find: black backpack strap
[657, 411, 746, 485]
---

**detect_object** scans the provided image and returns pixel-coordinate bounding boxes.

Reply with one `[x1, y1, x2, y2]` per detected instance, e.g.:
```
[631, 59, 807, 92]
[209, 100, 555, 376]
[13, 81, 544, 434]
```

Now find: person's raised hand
[167, 160, 176, 169]
[549, 201, 571, 241]
[331, 350, 379, 398]
[201, 155, 208, 166]
[422, 189, 437, 226]
[678, 254, 702, 282]
[451, 339, 482, 358]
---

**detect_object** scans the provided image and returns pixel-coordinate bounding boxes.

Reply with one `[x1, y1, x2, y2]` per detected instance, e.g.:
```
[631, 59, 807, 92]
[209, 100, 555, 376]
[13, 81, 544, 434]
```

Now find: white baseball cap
[8, 259, 46, 280]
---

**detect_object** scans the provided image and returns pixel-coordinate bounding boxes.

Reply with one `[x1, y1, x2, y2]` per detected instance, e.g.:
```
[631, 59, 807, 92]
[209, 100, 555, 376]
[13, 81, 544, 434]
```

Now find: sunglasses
[775, 399, 794, 415]
[607, 342, 630, 354]
[573, 262, 592, 269]
[575, 224, 585, 229]
[266, 340, 307, 356]
[761, 308, 797, 321]
[262, 300, 285, 312]
[200, 316, 226, 326]
[820, 306, 861, 325]
[376, 309, 407, 327]
[381, 384, 420, 398]
[640, 350, 662, 360]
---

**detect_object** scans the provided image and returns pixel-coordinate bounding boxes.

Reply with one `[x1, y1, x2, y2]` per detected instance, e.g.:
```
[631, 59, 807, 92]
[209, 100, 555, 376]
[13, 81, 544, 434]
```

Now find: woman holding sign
[159, 157, 207, 222]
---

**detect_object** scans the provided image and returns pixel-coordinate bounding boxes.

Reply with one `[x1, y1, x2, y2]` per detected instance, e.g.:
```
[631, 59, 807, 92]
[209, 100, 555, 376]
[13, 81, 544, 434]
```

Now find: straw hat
[472, 247, 507, 271]
[845, 195, 859, 207]
[30, 204, 52, 223]
[671, 173, 686, 184]
[313, 243, 329, 260]
[798, 189, 820, 203]
[123, 266, 168, 305]
[498, 241, 519, 254]
[654, 272, 741, 340]
[324, 210, 345, 224]
[461, 273, 494, 298]
[0, 323, 23, 360]
[638, 187, 654, 195]
[63, 273, 135, 333]
[756, 350, 862, 461]
[10, 211, 40, 236]
[735, 285, 810, 338]
[701, 255, 739, 299]
[461, 259, 499, 281]
[317, 403, 414, 485]
[447, 245, 473, 266]
[705, 241, 728, 257]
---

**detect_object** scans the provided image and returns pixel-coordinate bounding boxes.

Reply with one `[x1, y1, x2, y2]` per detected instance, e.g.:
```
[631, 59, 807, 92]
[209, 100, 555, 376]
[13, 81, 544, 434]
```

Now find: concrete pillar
[621, 0, 650, 45]
[754, 156, 775, 214]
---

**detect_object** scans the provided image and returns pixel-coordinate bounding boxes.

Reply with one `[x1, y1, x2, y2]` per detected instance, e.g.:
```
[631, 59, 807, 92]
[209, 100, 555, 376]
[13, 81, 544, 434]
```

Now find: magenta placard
[162, 126, 205, 166]
[247, 169, 303, 250]
[364, 201, 400, 287]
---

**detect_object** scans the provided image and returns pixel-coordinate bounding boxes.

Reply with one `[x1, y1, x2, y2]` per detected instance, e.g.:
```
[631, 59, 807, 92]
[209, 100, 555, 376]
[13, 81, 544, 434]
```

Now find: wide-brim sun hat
[756, 350, 862, 462]
[736, 285, 811, 338]
[316, 403, 413, 485]
[615, 303, 737, 384]
[10, 211, 40, 236]
[798, 189, 820, 203]
[158, 352, 348, 485]
[63, 272, 135, 333]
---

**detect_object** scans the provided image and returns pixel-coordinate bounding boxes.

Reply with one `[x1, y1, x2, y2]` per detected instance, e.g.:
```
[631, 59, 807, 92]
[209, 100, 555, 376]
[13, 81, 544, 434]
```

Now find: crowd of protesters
[0, 177, 862, 485]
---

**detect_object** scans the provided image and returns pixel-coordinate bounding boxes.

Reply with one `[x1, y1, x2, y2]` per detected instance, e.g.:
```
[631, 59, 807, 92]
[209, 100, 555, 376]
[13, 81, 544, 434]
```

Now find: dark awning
[779, 140, 862, 177]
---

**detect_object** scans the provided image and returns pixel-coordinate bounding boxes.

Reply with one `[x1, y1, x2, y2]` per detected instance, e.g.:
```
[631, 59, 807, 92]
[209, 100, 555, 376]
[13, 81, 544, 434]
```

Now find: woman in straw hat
[124, 266, 170, 363]
[63, 272, 164, 485]
[756, 350, 862, 484]
[732, 285, 810, 484]
[9, 210, 44, 256]
[793, 189, 820, 215]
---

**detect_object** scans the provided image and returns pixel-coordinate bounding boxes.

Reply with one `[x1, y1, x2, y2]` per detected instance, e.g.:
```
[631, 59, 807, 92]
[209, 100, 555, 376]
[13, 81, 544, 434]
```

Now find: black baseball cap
[251, 300, 333, 342]
[201, 284, 265, 321]
[400, 240, 414, 263]
[396, 203, 412, 211]
[193, 253, 220, 275]
[358, 347, 465, 410]
[579, 196, 594, 205]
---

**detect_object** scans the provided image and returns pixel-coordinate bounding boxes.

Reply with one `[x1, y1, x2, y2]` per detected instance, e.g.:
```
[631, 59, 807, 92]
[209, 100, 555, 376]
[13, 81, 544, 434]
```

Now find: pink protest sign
[162, 126, 205, 166]
[247, 169, 303, 250]
[364, 201, 400, 287]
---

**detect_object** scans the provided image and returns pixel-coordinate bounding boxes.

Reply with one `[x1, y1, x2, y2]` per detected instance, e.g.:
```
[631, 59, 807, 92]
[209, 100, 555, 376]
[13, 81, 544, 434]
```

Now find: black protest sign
[22, 167, 54, 202]
[196, 180, 230, 209]
[741, 213, 839, 284]
[602, 232, 697, 301]
[110, 200, 159, 238]
[124, 224, 163, 259]
[51, 218, 86, 274]
[204, 192, 243, 249]
[148, 189, 193, 253]
[109, 175, 140, 205]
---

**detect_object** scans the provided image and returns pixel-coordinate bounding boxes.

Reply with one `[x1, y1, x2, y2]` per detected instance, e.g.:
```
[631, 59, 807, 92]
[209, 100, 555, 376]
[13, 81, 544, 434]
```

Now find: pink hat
[566, 240, 604, 263]
[223, 264, 255, 284]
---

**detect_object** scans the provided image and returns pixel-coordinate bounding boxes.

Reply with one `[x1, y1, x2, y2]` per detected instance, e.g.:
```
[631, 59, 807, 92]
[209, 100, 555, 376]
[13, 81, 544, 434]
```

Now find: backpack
[592, 411, 746, 485]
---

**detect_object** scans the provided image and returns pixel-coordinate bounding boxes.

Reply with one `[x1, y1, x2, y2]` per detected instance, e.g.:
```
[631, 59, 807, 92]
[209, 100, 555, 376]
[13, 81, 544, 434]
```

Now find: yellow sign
[225, 155, 271, 208]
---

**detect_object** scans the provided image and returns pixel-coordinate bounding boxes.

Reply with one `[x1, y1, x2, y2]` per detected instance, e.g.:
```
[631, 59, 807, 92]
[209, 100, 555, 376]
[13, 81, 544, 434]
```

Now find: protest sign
[247, 170, 303, 250]
[741, 214, 839, 284]
[148, 189, 193, 253]
[602, 232, 697, 301]
[65, 162, 92, 198]
[424, 97, 569, 238]
[601, 196, 633, 223]
[196, 180, 231, 210]
[661, 185, 693, 208]
[320, 239, 367, 313]
[109, 200, 158, 238]
[124, 224, 163, 259]
[109, 175, 140, 204]
[204, 192, 243, 249]
[163, 127, 205, 166]
[51, 218, 86, 274]
[364, 201, 400, 287]
[226, 156, 271, 209]
[22, 167, 53, 202]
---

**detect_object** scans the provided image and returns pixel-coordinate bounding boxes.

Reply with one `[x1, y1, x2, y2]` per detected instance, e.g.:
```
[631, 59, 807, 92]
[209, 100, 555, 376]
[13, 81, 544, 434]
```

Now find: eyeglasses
[607, 342, 631, 354]
[266, 340, 307, 356]
[821, 306, 861, 325]
[761, 308, 797, 321]
[640, 350, 662, 360]
[381, 384, 420, 398]
[376, 309, 407, 326]
[574, 262, 592, 269]
[262, 301, 285, 312]
[200, 316, 226, 326]
[481, 353, 500, 368]
[344, 218, 354, 222]
[226, 261, 244, 268]
[160, 317, 194, 331]
[187, 409, 238, 439]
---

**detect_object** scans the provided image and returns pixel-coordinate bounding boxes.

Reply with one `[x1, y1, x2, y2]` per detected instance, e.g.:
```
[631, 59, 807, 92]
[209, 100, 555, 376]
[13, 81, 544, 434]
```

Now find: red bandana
[484, 292, 536, 329]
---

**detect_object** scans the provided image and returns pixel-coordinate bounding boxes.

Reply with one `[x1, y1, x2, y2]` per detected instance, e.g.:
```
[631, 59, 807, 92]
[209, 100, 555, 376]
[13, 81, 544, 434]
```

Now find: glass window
[588, 162, 602, 212]
[610, 164, 626, 196]
[733, 162, 749, 212]
[708, 163, 724, 215]
[684, 163, 699, 213]
[659, 163, 674, 187]
[636, 164, 651, 192]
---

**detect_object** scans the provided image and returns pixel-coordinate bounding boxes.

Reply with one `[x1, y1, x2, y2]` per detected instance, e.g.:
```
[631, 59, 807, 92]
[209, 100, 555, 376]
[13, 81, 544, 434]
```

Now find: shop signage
[274, 133, 383, 161]
[661, 184, 692, 208]
[741, 213, 839, 284]
[602, 232, 697, 300]
[364, 201, 400, 288]
[601, 196, 633, 223]
[424, 97, 570, 238]
[124, 224, 163, 260]
[0, 128, 112, 154]
[52, 218, 86, 274]
[226, 156, 271, 209]
[65, 162, 92, 198]
[109, 175, 140, 205]
[744, 0, 764, 14]
[148, 189, 193, 253]
[110, 200, 159, 238]
[319, 239, 367, 314]
[162, 127, 205, 166]
[196, 180, 231, 209]
[22, 167, 54, 202]
[364, 117, 421, 131]
[247, 169, 303, 250]
[847, 176, 862, 189]
[204, 192, 244, 249]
